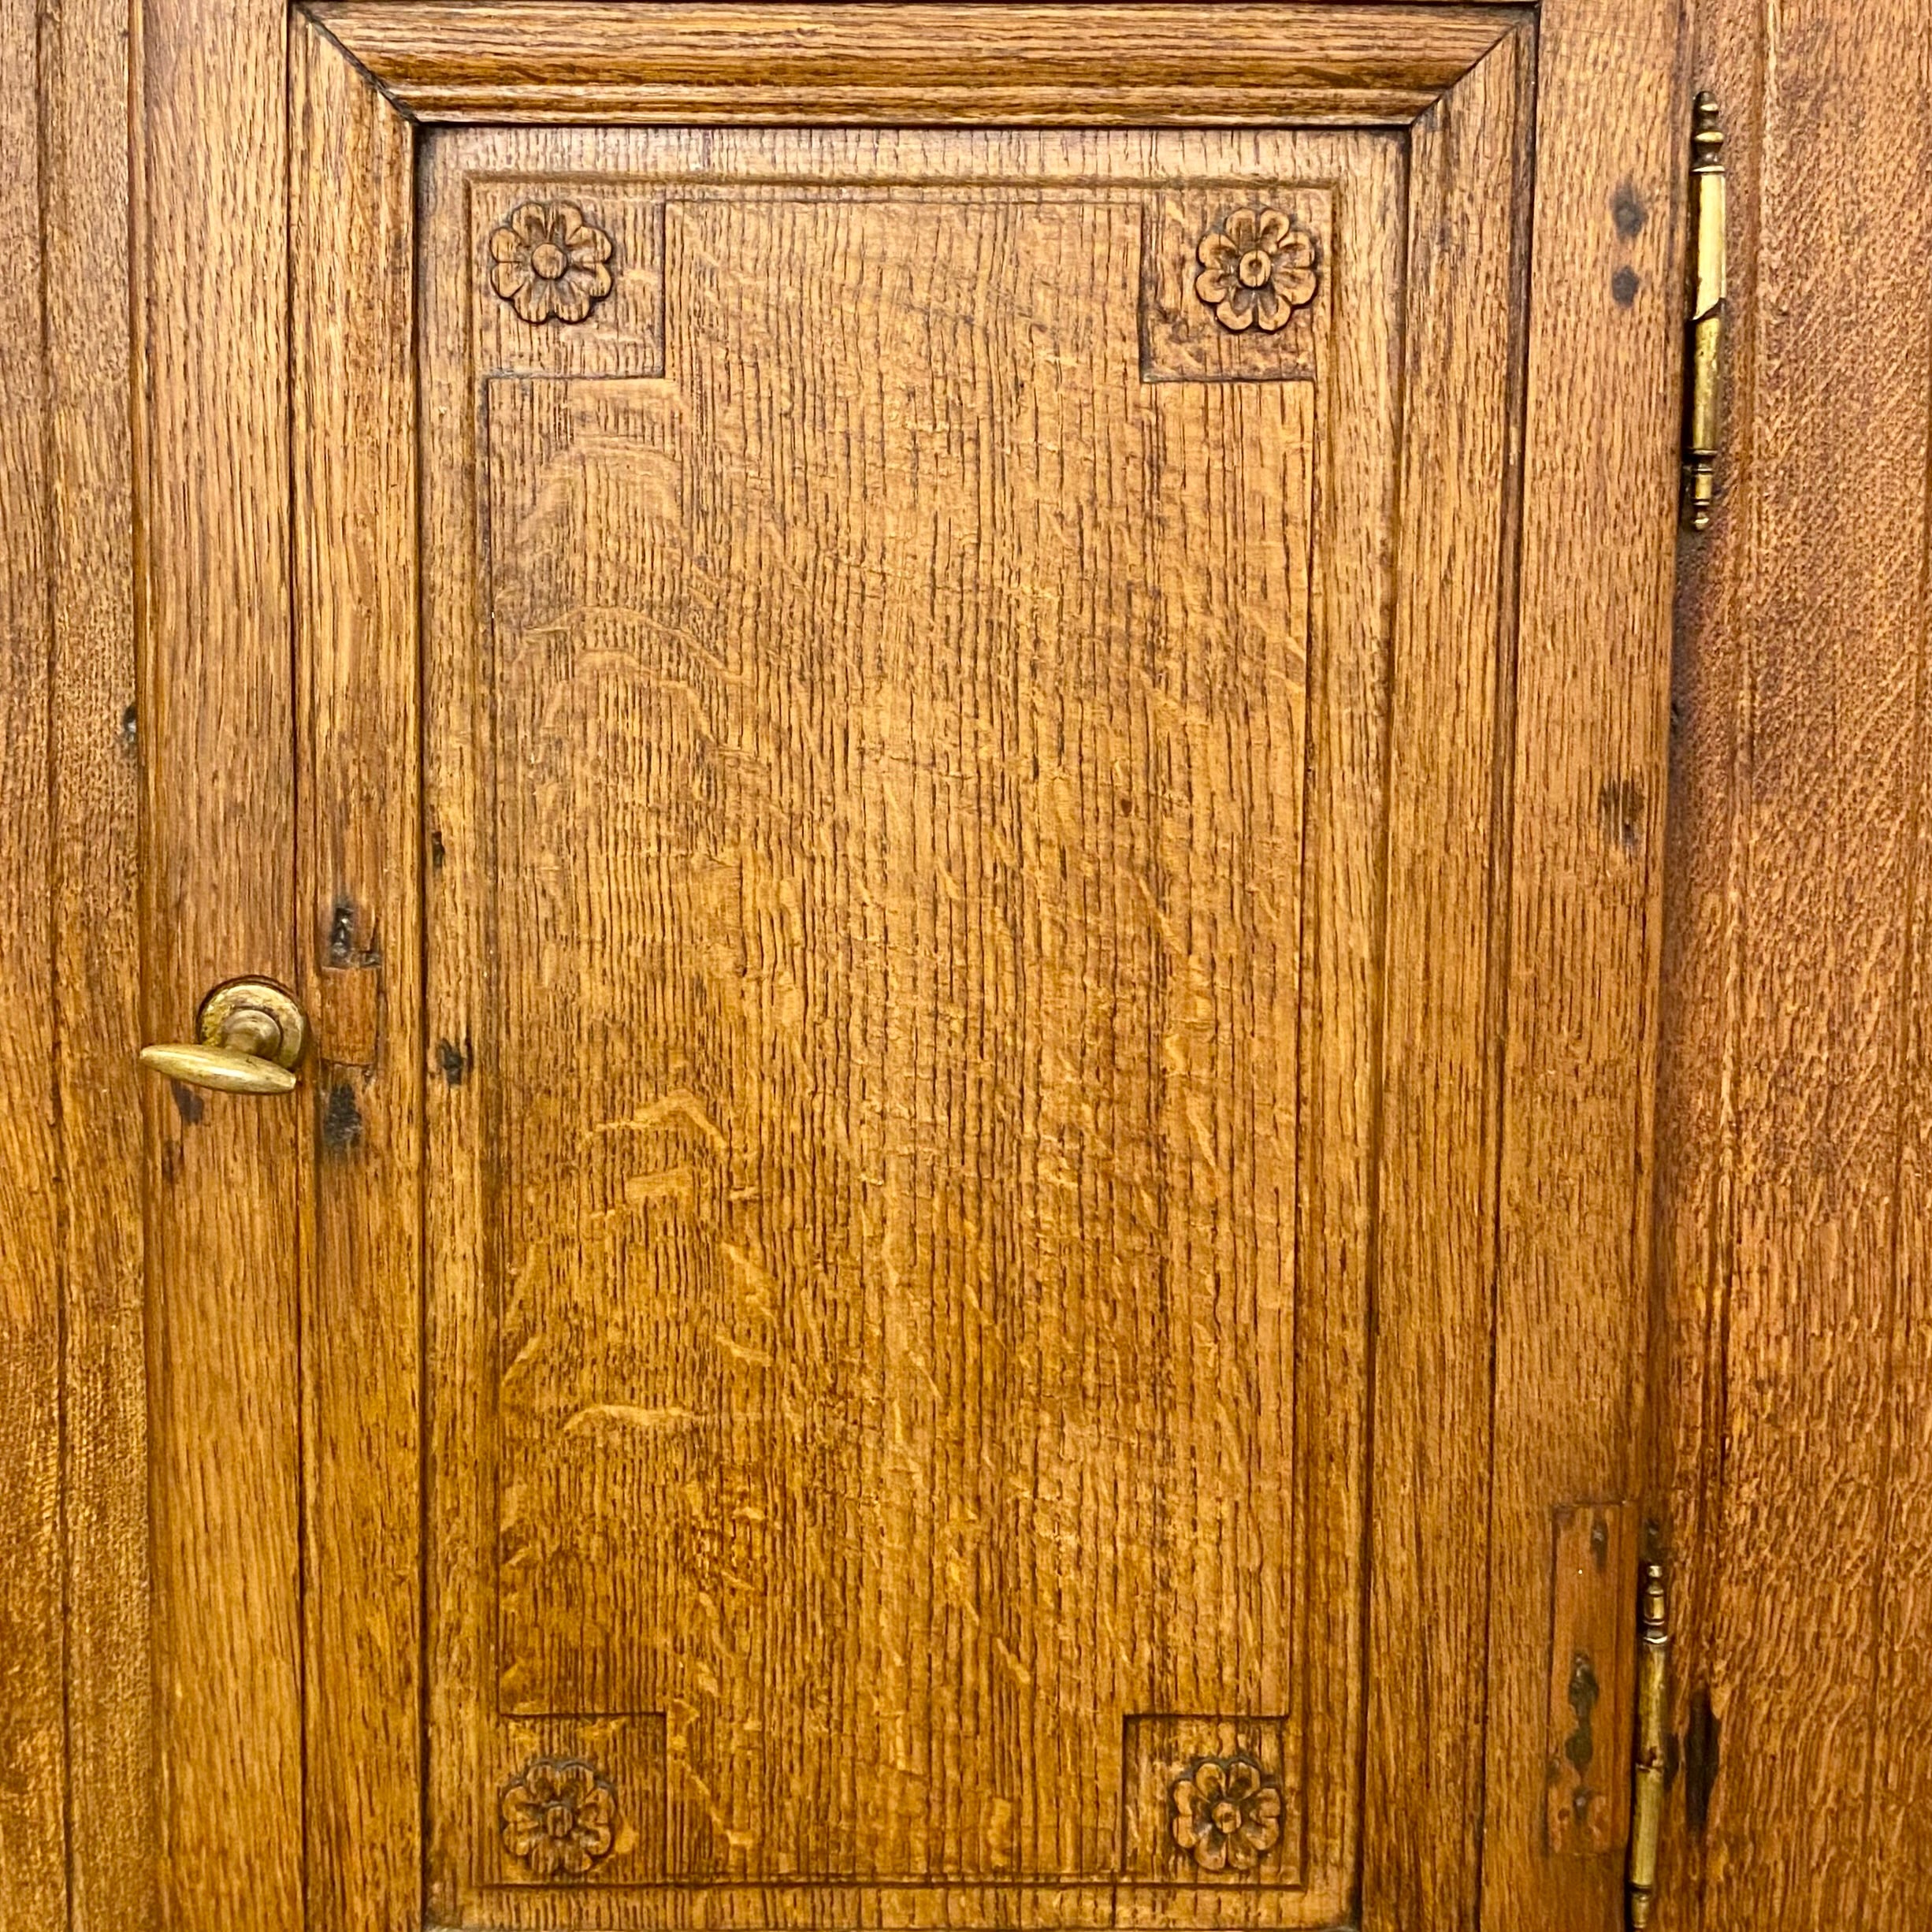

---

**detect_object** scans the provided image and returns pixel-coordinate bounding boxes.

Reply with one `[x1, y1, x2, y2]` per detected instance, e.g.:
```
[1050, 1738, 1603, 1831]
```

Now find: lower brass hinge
[1626, 1559, 1670, 1928]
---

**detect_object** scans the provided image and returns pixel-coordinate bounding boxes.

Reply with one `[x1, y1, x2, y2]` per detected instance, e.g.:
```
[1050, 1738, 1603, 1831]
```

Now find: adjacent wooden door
[129, 6, 1685, 1930]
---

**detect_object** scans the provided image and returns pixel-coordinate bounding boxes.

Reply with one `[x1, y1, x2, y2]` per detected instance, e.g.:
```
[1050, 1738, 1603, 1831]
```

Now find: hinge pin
[1627, 1559, 1671, 1927]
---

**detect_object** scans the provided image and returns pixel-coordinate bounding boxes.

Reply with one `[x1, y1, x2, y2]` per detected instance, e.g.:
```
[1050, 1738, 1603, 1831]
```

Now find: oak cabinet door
[136, 7, 1683, 1932]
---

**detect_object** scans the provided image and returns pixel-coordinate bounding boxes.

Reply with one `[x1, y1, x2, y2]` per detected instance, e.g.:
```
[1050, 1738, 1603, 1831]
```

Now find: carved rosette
[1169, 1753, 1284, 1873]
[1193, 208, 1319, 334]
[500, 1755, 619, 1878]
[489, 201, 615, 325]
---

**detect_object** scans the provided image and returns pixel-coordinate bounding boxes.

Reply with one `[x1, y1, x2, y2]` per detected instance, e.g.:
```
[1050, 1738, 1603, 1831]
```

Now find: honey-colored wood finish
[43, 0, 153, 1924]
[1654, 3, 1932, 1929]
[291, 20, 423, 1931]
[325, 7, 1678, 1925]
[0, 2, 65, 1925]
[8, 3, 1692, 1930]
[138, 0, 307, 1924]
[310, 2, 1518, 124]
[418, 119, 1399, 1930]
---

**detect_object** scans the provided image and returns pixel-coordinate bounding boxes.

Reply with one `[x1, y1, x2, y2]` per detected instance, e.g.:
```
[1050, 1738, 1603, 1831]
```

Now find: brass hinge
[1626, 1559, 1670, 1928]
[1681, 92, 1727, 529]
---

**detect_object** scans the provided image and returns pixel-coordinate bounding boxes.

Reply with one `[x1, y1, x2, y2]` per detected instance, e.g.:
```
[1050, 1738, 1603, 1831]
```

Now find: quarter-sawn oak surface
[5, 5, 1687, 1932]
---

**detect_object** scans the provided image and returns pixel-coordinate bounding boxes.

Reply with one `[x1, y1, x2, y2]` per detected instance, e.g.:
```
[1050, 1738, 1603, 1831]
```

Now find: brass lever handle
[139, 979, 308, 1096]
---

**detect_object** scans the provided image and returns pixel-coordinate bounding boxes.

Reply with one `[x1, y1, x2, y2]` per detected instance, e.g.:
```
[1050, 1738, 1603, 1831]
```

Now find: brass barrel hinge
[1626, 1558, 1670, 1928]
[1681, 92, 1727, 529]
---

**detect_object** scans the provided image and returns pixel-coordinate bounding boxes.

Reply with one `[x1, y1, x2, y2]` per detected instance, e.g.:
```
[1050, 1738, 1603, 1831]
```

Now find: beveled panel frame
[130, 5, 1693, 1931]
[310, 2, 1525, 124]
[424, 121, 1387, 1929]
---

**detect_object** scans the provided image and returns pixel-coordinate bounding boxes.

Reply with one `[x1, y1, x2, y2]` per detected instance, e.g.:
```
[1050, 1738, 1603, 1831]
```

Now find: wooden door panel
[228, 9, 1681, 1932]
[422, 129, 1401, 1926]
[484, 262, 1317, 1737]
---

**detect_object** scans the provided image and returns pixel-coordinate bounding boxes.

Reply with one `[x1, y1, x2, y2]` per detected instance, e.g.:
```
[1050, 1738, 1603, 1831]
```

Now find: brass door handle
[139, 979, 309, 1095]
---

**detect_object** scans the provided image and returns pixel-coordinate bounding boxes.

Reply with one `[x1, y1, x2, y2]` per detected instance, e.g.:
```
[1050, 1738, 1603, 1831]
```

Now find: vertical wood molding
[1661, 2, 1932, 1929]
[1486, 0, 1686, 1928]
[0, 0, 68, 1917]
[1360, 33, 1529, 1932]
[137, 0, 302, 1928]
[44, 0, 154, 1919]
[290, 18, 422, 1931]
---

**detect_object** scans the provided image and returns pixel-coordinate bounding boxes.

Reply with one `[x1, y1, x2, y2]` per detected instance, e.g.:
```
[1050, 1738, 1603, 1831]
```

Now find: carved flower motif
[489, 202, 615, 325]
[500, 1756, 619, 1878]
[1170, 1754, 1284, 1873]
[1194, 208, 1318, 334]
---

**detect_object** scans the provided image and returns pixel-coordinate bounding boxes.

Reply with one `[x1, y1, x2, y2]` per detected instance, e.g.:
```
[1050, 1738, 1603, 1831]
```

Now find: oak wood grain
[1288, 128, 1407, 1918]
[0, 0, 67, 1924]
[43, 0, 154, 1923]
[290, 18, 423, 1932]
[419, 122, 1399, 1930]
[1358, 32, 1528, 1932]
[138, 0, 303, 1926]
[1658, 3, 1932, 1930]
[1484, 0, 1685, 1926]
[9, 5, 1692, 1927]
[309, 1, 1520, 125]
[418, 120, 493, 1929]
